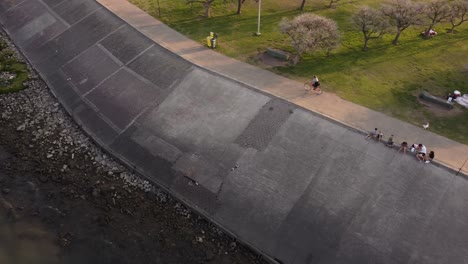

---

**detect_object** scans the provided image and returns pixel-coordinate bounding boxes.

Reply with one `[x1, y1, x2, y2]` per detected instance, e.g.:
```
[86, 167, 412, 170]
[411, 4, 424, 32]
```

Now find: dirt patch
[417, 97, 464, 117]
[250, 52, 289, 68]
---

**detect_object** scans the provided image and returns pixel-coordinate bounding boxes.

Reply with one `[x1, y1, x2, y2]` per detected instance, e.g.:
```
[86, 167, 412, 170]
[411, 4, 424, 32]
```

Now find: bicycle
[304, 81, 322, 94]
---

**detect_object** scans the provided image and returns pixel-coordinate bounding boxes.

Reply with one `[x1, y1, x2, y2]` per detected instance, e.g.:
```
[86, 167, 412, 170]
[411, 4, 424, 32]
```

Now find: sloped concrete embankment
[2, 1, 468, 263]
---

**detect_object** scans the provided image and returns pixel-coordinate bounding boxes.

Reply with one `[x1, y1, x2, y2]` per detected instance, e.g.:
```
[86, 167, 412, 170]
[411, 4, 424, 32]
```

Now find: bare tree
[328, 0, 340, 8]
[422, 0, 451, 37]
[187, 0, 216, 17]
[236, 0, 246, 14]
[353, 6, 390, 51]
[279, 13, 340, 65]
[381, 0, 424, 44]
[299, 0, 307, 11]
[449, 0, 468, 32]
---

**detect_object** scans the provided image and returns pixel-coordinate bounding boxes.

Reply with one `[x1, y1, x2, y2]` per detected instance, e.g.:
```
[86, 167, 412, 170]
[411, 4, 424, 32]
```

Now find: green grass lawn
[0, 39, 28, 94]
[129, 0, 468, 144]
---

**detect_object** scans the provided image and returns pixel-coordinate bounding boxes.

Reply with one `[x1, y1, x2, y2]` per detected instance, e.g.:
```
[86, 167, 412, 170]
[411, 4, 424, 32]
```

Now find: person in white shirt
[447, 90, 461, 102]
[416, 143, 427, 161]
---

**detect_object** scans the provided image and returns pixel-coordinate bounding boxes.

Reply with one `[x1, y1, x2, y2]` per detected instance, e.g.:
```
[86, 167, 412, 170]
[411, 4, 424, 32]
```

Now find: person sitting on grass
[421, 29, 437, 36]
[365, 128, 378, 140]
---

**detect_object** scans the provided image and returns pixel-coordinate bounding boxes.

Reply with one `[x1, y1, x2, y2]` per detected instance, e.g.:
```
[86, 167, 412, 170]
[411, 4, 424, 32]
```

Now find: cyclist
[311, 75, 321, 94]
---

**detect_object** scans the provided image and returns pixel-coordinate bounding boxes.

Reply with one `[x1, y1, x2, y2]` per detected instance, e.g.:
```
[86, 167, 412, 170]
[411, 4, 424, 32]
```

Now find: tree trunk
[299, 0, 306, 11]
[423, 29, 430, 39]
[423, 22, 436, 39]
[392, 30, 401, 45]
[448, 24, 456, 33]
[292, 54, 301, 65]
[237, 0, 242, 14]
[363, 38, 369, 51]
[203, 2, 211, 17]
[449, 19, 464, 33]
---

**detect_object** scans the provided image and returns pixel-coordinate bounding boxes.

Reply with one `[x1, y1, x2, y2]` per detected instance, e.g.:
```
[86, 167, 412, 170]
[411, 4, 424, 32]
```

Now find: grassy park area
[129, 0, 468, 144]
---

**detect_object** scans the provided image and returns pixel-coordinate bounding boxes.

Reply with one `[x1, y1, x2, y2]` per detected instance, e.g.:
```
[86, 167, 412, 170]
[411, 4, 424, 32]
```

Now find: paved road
[1, 0, 468, 263]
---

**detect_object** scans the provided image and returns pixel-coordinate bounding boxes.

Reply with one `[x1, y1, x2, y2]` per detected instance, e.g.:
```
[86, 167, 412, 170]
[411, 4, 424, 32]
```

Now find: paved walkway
[98, 0, 468, 175]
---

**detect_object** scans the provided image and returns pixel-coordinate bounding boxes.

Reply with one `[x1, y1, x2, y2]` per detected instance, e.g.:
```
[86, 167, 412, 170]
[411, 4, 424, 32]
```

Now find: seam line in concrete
[66, 6, 103, 28]
[122, 65, 163, 89]
[81, 65, 121, 97]
[96, 43, 125, 67]
[37, 0, 71, 28]
[81, 97, 122, 133]
[1, 0, 27, 15]
[56, 67, 83, 95]
[114, 68, 168, 136]
[60, 23, 125, 68]
[48, 0, 67, 9]
[118, 104, 153, 137]
[125, 43, 155, 66]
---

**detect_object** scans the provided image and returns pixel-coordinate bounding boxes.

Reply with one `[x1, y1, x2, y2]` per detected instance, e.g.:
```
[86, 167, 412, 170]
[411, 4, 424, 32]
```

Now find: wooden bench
[419, 91, 453, 109]
[266, 47, 290, 61]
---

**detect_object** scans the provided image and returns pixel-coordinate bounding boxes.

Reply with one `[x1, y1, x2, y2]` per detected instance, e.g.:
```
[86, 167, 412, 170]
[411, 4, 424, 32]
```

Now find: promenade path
[1, 0, 468, 263]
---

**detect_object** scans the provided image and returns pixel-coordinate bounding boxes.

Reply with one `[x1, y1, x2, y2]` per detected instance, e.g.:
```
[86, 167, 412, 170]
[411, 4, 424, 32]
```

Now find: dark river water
[0, 144, 58, 264]
[0, 213, 60, 264]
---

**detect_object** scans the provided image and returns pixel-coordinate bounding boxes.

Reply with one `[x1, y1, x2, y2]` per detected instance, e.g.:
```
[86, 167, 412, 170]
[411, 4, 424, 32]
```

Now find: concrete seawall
[2, 0, 468, 263]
